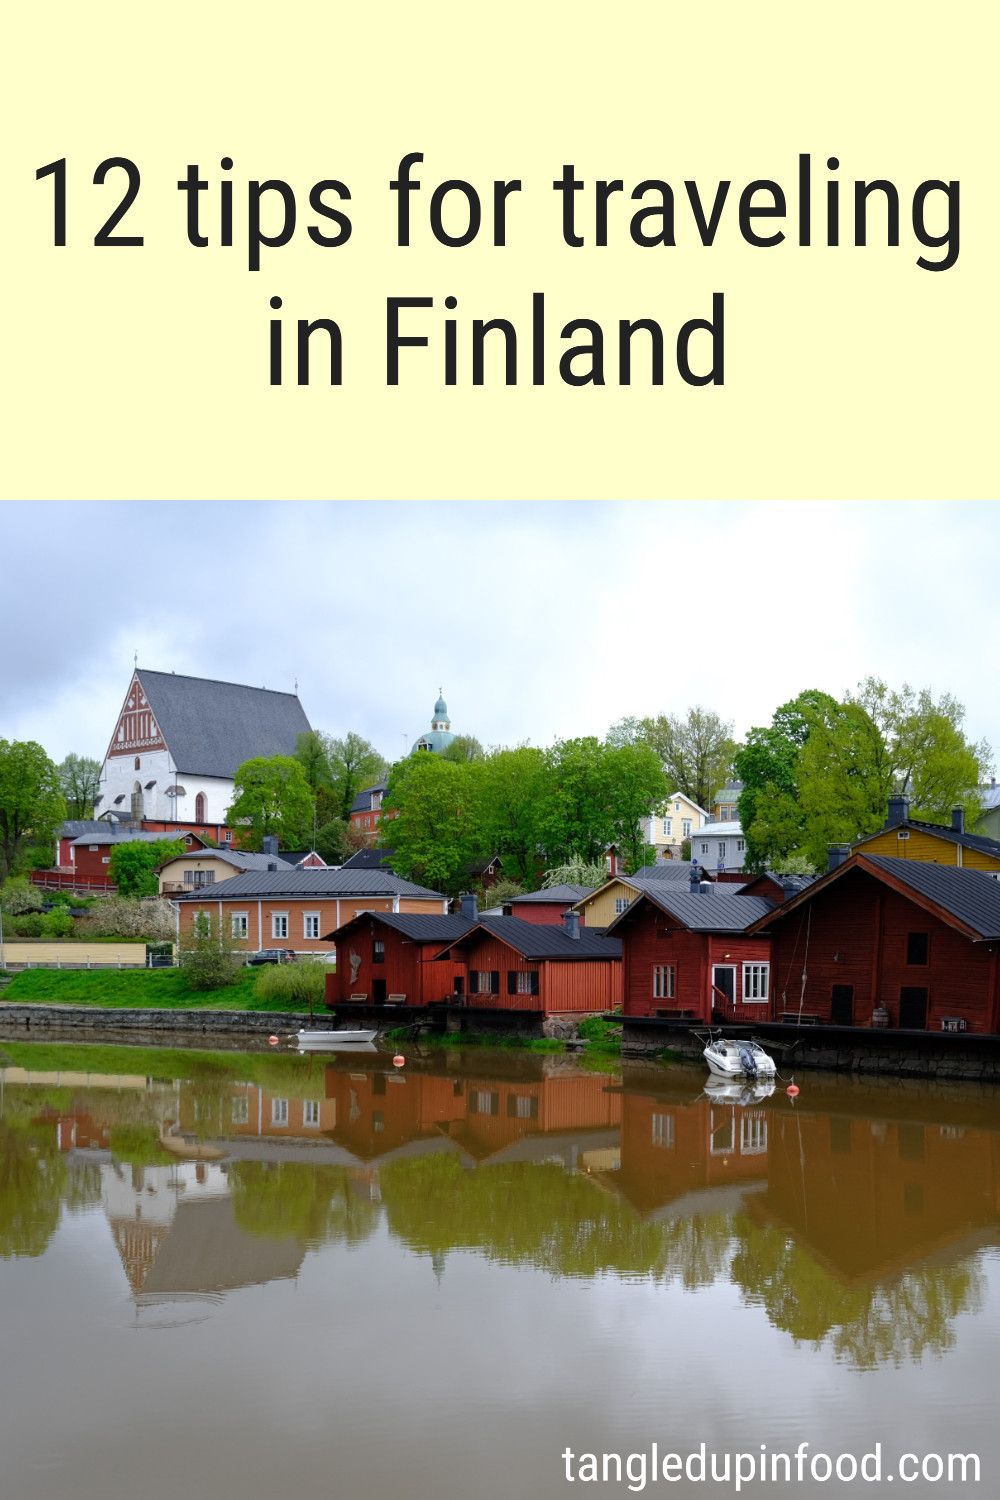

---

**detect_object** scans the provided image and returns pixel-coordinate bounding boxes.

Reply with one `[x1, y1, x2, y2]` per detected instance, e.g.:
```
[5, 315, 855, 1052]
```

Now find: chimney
[885, 796, 909, 829]
[951, 806, 965, 834]
[828, 843, 850, 871]
[460, 891, 478, 921]
[266, 861, 278, 872]
[262, 834, 280, 857]
[700, 880, 713, 894]
[607, 846, 618, 876]
[689, 862, 702, 893]
[562, 909, 581, 939]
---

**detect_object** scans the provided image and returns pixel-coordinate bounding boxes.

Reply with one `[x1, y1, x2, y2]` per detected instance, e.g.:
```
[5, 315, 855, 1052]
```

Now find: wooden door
[899, 987, 928, 1029]
[830, 985, 854, 1025]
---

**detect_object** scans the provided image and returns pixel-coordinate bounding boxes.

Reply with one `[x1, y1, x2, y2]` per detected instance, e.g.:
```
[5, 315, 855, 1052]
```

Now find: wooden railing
[29, 870, 116, 893]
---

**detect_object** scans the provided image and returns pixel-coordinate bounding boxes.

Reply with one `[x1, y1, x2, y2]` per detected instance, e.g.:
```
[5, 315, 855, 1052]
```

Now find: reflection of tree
[729, 1216, 983, 1367]
[0, 1120, 67, 1259]
[63, 1159, 103, 1214]
[380, 1156, 715, 1278]
[229, 1162, 378, 1248]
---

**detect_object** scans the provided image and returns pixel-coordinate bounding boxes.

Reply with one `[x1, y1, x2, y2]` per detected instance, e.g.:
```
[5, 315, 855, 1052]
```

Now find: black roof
[326, 912, 477, 943]
[439, 916, 621, 961]
[607, 888, 774, 935]
[174, 868, 443, 901]
[511, 883, 594, 904]
[740, 871, 817, 897]
[340, 847, 398, 871]
[135, 669, 311, 780]
[747, 854, 1000, 941]
[59, 820, 108, 840]
[349, 779, 389, 815]
[627, 861, 711, 885]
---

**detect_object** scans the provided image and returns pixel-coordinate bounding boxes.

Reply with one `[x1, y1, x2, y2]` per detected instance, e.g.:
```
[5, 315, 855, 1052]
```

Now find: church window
[195, 792, 206, 822]
[134, 757, 141, 770]
[131, 781, 144, 820]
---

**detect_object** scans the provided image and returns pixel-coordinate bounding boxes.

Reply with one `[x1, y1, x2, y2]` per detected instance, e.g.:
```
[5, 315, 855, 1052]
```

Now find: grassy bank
[0, 966, 301, 1011]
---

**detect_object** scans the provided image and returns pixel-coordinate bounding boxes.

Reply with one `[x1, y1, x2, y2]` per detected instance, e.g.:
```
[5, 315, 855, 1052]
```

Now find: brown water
[0, 1037, 997, 1499]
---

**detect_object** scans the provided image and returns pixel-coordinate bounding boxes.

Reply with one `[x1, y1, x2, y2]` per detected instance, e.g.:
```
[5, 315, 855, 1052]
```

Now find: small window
[231, 913, 248, 940]
[906, 932, 929, 965]
[701, 843, 709, 855]
[743, 963, 770, 1003]
[674, 801, 680, 813]
[89, 844, 98, 852]
[652, 964, 676, 999]
[651, 1113, 675, 1148]
[507, 970, 538, 995]
[303, 1101, 321, 1127]
[231, 1097, 249, 1125]
[134, 757, 141, 771]
[272, 912, 289, 939]
[271, 1098, 289, 1126]
[373, 938, 385, 962]
[222, 830, 232, 843]
[741, 1115, 768, 1155]
[614, 896, 630, 915]
[682, 819, 692, 838]
[736, 840, 745, 853]
[718, 841, 726, 859]
[303, 912, 320, 940]
[662, 818, 672, 836]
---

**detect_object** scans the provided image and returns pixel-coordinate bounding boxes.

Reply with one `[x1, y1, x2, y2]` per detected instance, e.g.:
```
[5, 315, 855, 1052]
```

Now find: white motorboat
[703, 1036, 776, 1080]
[295, 1028, 378, 1048]
[703, 1075, 776, 1105]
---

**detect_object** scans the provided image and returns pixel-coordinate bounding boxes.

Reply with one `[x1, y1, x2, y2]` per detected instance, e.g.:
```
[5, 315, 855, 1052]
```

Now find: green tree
[734, 689, 841, 871]
[849, 678, 990, 822]
[313, 817, 354, 865]
[228, 755, 315, 850]
[0, 740, 65, 880]
[537, 739, 666, 868]
[608, 708, 736, 811]
[305, 732, 388, 822]
[108, 837, 185, 897]
[477, 746, 548, 884]
[57, 753, 102, 819]
[383, 754, 487, 894]
[439, 734, 485, 763]
[542, 857, 608, 890]
[179, 925, 243, 990]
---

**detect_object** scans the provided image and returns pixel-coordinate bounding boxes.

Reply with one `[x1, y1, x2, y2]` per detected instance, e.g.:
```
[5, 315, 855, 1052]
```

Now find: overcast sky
[1, 500, 996, 771]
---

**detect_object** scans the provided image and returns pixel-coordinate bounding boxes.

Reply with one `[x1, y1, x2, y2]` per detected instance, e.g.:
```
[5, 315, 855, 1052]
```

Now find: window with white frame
[710, 1111, 735, 1154]
[184, 869, 215, 887]
[674, 801, 680, 812]
[231, 912, 248, 940]
[272, 912, 289, 939]
[743, 963, 770, 1003]
[231, 1096, 249, 1124]
[651, 1113, 675, 1148]
[718, 841, 726, 859]
[271, 1098, 289, 1125]
[303, 912, 321, 939]
[614, 896, 630, 914]
[652, 964, 676, 999]
[513, 970, 535, 994]
[701, 842, 709, 855]
[662, 817, 672, 836]
[303, 1100, 321, 1127]
[222, 829, 232, 842]
[682, 819, 692, 837]
[736, 839, 745, 853]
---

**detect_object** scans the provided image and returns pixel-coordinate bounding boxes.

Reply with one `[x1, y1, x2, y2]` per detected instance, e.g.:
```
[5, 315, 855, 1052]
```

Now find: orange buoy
[393, 1054, 405, 1067]
[786, 1083, 800, 1097]
[268, 1035, 279, 1046]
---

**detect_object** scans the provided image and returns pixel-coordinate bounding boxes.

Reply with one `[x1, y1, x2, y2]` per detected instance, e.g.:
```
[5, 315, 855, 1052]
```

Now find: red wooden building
[608, 887, 774, 1023]
[435, 913, 622, 1016]
[506, 883, 594, 925]
[324, 912, 474, 1008]
[746, 853, 1000, 1032]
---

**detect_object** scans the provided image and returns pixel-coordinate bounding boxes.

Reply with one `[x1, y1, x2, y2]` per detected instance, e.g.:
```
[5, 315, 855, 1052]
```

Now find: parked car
[246, 948, 298, 966]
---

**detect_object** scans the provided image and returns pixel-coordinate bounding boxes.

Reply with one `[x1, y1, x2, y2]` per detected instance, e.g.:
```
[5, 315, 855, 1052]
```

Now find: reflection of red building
[610, 888, 773, 1022]
[610, 1089, 769, 1219]
[748, 855, 1000, 1031]
[325, 913, 473, 1008]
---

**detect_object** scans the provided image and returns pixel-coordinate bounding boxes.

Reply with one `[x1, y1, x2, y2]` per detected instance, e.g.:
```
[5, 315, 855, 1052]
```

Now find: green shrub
[254, 961, 329, 1007]
[1, 877, 44, 915]
[179, 932, 243, 991]
[7, 913, 45, 937]
[41, 910, 74, 938]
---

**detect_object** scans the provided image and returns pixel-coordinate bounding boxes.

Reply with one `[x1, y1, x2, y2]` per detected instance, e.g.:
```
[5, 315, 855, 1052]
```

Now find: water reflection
[1, 1040, 997, 1366]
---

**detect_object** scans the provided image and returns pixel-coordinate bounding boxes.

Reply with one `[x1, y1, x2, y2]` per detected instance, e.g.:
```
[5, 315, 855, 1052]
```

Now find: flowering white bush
[82, 896, 176, 942]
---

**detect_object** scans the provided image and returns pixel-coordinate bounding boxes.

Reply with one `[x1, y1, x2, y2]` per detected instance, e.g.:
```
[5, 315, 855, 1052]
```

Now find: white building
[97, 669, 312, 827]
[693, 820, 747, 874]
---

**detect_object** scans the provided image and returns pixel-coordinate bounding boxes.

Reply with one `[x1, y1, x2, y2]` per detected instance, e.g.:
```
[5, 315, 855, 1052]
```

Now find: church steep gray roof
[137, 670, 311, 780]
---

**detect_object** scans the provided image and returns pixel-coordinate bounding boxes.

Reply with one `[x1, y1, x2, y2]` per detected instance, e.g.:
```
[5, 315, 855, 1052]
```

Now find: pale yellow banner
[2, 1, 995, 499]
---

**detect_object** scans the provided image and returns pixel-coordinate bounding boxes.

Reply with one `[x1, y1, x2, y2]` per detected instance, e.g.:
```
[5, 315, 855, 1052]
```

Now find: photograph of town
[1, 498, 997, 1499]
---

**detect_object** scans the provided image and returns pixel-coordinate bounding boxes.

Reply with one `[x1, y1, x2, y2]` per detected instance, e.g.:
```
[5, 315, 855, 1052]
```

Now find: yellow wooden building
[855, 797, 1000, 873]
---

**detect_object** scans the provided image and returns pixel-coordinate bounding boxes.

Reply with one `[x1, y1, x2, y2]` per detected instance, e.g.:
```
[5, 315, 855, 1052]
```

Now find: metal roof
[862, 855, 1000, 938]
[135, 669, 311, 780]
[349, 779, 389, 815]
[511, 883, 595, 904]
[440, 916, 621, 961]
[173, 868, 444, 901]
[609, 888, 774, 934]
[158, 847, 296, 872]
[340, 846, 398, 871]
[326, 912, 476, 943]
[72, 829, 190, 848]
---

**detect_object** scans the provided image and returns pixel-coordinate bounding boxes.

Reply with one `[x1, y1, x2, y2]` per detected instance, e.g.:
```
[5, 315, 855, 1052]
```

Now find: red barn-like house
[435, 913, 622, 1016]
[747, 854, 1000, 1032]
[324, 912, 474, 1008]
[506, 884, 594, 925]
[608, 887, 774, 1023]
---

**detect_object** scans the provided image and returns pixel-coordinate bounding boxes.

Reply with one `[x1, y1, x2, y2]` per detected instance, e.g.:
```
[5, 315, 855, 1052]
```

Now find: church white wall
[99, 750, 235, 824]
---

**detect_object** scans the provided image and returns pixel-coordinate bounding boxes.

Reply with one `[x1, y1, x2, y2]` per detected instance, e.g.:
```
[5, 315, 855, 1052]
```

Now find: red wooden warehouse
[325, 912, 474, 1008]
[506, 884, 594, 926]
[608, 886, 774, 1024]
[436, 912, 622, 1016]
[746, 854, 1000, 1033]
